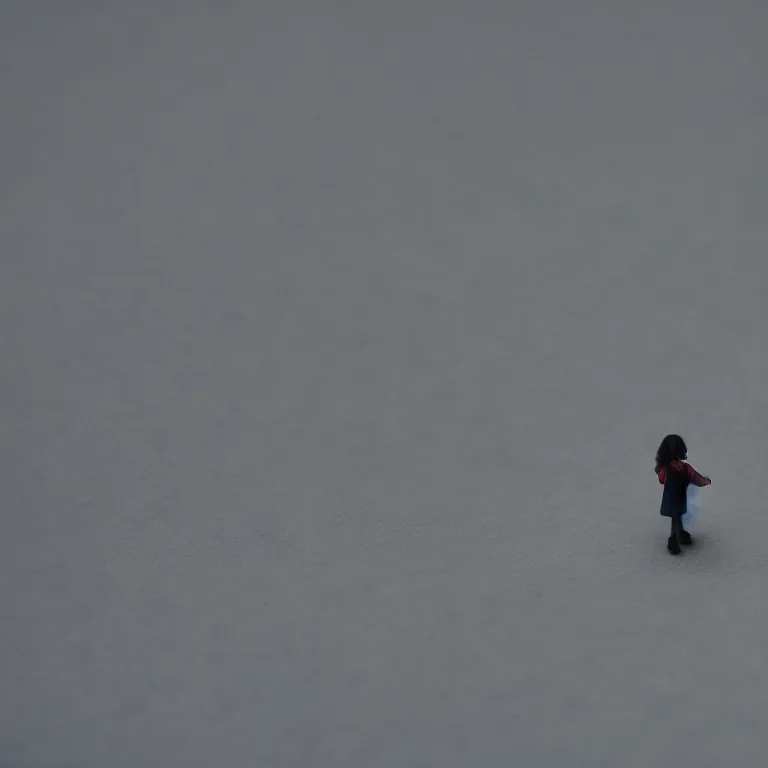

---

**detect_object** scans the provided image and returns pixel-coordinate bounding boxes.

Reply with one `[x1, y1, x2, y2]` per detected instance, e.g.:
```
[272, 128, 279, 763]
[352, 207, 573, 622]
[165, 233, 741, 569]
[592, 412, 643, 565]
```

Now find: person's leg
[668, 515, 682, 554]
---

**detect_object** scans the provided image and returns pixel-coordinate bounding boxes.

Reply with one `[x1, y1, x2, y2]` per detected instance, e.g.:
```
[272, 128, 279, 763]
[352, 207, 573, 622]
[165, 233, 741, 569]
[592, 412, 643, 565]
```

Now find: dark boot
[679, 530, 693, 546]
[667, 535, 682, 555]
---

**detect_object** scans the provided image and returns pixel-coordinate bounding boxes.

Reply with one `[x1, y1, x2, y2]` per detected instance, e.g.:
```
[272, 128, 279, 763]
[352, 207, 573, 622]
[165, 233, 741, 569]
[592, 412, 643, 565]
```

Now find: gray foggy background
[3, 2, 768, 766]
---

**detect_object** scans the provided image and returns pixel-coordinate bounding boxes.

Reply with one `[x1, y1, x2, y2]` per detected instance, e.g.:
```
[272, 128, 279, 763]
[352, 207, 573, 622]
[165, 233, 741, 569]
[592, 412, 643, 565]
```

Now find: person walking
[654, 434, 711, 554]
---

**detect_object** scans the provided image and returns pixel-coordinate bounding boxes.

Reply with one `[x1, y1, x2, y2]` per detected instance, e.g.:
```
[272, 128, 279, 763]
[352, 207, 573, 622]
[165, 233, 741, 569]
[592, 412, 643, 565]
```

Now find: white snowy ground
[3, 3, 768, 766]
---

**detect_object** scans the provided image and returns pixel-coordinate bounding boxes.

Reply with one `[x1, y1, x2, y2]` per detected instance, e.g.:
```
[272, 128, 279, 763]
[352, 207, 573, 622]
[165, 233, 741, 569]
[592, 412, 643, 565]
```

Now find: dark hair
[654, 434, 688, 472]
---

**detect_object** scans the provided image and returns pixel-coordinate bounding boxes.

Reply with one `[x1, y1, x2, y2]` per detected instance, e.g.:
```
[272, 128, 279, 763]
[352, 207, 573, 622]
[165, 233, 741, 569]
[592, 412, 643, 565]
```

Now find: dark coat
[658, 463, 688, 518]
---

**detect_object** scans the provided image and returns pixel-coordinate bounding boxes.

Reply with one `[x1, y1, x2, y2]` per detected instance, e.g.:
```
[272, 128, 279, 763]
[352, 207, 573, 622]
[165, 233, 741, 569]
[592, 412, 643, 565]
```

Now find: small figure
[654, 434, 711, 555]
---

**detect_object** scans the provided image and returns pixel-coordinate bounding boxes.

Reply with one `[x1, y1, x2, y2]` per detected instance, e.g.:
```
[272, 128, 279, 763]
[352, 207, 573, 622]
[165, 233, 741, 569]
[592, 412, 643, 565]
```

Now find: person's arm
[657, 466, 667, 484]
[684, 463, 711, 486]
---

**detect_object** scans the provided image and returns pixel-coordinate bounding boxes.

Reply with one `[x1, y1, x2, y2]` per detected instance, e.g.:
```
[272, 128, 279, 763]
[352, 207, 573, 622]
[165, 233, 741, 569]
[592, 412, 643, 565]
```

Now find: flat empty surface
[3, 2, 768, 766]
